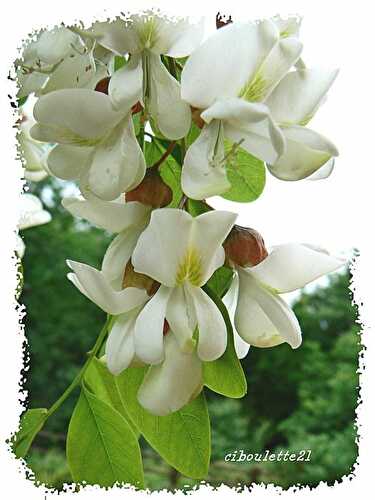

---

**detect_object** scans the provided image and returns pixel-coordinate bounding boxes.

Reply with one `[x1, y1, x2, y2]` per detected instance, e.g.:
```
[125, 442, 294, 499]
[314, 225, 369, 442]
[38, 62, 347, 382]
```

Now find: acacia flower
[17, 193, 51, 258]
[229, 243, 345, 348]
[30, 89, 146, 200]
[180, 19, 304, 199]
[92, 13, 204, 139]
[132, 208, 237, 364]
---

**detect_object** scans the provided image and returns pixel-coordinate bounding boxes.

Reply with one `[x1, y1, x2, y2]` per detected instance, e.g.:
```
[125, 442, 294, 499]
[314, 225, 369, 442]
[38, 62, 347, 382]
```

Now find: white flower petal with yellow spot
[132, 208, 237, 363]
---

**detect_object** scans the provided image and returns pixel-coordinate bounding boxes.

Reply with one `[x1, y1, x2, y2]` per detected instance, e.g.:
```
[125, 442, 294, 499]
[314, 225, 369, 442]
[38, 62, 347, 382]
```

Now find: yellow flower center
[176, 248, 203, 286]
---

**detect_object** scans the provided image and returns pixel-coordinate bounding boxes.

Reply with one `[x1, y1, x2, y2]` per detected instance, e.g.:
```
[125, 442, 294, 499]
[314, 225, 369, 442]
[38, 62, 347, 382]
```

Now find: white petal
[203, 97, 285, 163]
[66, 260, 147, 315]
[241, 37, 303, 102]
[62, 196, 150, 233]
[19, 194, 51, 229]
[181, 121, 231, 200]
[86, 116, 146, 200]
[102, 227, 145, 284]
[189, 285, 227, 361]
[191, 210, 237, 285]
[16, 235, 26, 259]
[92, 19, 142, 55]
[132, 208, 193, 287]
[161, 18, 204, 57]
[35, 27, 78, 65]
[137, 333, 202, 416]
[307, 158, 335, 181]
[109, 54, 143, 111]
[268, 125, 338, 180]
[47, 144, 91, 180]
[42, 50, 96, 94]
[165, 285, 196, 353]
[249, 243, 346, 293]
[235, 269, 301, 348]
[148, 54, 191, 140]
[181, 21, 278, 109]
[105, 312, 137, 375]
[223, 274, 250, 359]
[272, 15, 301, 38]
[31, 89, 123, 144]
[134, 285, 172, 364]
[266, 68, 339, 125]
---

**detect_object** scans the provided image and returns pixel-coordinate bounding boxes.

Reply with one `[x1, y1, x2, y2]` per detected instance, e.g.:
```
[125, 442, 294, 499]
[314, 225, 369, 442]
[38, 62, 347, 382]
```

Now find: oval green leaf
[12, 408, 47, 458]
[66, 385, 144, 488]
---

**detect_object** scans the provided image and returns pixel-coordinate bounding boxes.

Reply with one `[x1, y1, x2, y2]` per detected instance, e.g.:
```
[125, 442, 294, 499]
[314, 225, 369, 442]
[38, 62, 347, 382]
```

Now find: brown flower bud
[122, 260, 160, 296]
[223, 225, 268, 267]
[125, 169, 173, 208]
[95, 77, 110, 94]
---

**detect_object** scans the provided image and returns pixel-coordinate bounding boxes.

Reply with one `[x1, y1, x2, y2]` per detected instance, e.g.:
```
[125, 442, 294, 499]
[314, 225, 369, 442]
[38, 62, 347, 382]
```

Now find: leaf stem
[45, 315, 113, 419]
[150, 141, 177, 170]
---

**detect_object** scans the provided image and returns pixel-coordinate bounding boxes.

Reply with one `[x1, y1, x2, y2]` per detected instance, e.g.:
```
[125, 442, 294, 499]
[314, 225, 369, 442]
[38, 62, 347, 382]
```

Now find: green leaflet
[12, 408, 47, 458]
[222, 141, 266, 203]
[84, 357, 139, 437]
[114, 56, 126, 71]
[187, 199, 212, 217]
[116, 366, 211, 479]
[66, 385, 144, 488]
[202, 271, 247, 398]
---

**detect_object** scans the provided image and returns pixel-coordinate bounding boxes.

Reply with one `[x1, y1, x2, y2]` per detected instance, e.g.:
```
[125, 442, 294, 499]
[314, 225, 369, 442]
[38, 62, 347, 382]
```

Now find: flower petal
[62, 196, 150, 233]
[92, 19, 142, 54]
[35, 27, 78, 65]
[102, 226, 146, 284]
[223, 274, 250, 359]
[137, 333, 202, 416]
[148, 53, 191, 140]
[161, 17, 204, 57]
[109, 54, 143, 111]
[66, 260, 147, 315]
[134, 285, 172, 364]
[181, 121, 231, 200]
[19, 194, 51, 229]
[235, 268, 301, 348]
[249, 243, 345, 293]
[181, 21, 278, 109]
[47, 144, 91, 180]
[202, 97, 285, 163]
[132, 208, 193, 287]
[191, 210, 237, 285]
[85, 116, 146, 200]
[31, 89, 123, 144]
[166, 285, 196, 352]
[105, 312, 138, 375]
[266, 68, 339, 125]
[306, 158, 335, 181]
[268, 125, 338, 180]
[189, 285, 227, 361]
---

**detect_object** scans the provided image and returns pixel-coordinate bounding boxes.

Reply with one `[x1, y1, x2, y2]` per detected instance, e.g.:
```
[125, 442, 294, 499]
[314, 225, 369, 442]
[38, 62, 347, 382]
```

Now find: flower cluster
[17, 13, 344, 416]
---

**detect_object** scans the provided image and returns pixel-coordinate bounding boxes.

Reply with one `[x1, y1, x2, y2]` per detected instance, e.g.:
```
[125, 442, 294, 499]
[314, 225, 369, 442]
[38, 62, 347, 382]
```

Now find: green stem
[45, 315, 113, 419]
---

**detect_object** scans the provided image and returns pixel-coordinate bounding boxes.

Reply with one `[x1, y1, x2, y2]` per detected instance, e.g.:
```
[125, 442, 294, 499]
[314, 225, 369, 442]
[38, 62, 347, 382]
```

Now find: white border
[1, 0, 374, 498]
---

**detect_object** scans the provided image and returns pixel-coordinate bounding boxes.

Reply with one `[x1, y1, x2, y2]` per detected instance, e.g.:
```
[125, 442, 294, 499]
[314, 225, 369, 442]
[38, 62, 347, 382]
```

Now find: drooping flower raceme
[30, 89, 146, 200]
[132, 208, 237, 364]
[92, 14, 204, 139]
[228, 243, 345, 348]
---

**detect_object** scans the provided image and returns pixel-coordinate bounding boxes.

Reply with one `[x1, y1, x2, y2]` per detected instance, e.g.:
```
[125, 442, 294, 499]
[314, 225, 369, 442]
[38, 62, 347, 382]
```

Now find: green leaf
[66, 385, 144, 488]
[12, 408, 47, 458]
[186, 122, 201, 147]
[187, 199, 212, 217]
[84, 357, 139, 437]
[159, 159, 183, 209]
[202, 284, 247, 399]
[114, 56, 126, 71]
[117, 367, 211, 479]
[206, 266, 233, 298]
[221, 141, 266, 203]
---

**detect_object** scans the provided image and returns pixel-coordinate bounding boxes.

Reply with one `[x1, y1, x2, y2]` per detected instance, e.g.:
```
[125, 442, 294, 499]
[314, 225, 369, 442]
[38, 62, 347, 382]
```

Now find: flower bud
[223, 225, 268, 267]
[122, 260, 160, 296]
[125, 169, 172, 208]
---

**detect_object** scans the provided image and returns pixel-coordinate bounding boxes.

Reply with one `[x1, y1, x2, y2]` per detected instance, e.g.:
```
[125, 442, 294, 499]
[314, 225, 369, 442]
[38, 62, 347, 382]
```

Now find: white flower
[62, 196, 151, 286]
[229, 243, 345, 348]
[265, 67, 339, 180]
[30, 89, 146, 200]
[17, 193, 52, 258]
[180, 19, 304, 199]
[92, 13, 204, 139]
[132, 208, 237, 364]
[16, 27, 101, 98]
